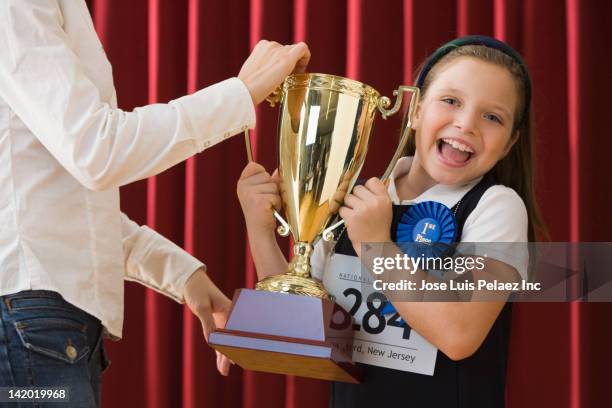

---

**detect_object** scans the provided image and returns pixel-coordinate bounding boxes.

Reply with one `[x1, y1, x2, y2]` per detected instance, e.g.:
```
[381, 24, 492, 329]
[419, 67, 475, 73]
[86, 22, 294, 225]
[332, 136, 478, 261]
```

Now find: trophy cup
[209, 73, 419, 383]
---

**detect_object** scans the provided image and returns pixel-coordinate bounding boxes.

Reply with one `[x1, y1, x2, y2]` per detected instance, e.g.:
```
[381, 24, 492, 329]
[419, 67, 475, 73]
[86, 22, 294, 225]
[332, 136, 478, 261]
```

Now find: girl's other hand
[339, 177, 393, 257]
[237, 162, 282, 235]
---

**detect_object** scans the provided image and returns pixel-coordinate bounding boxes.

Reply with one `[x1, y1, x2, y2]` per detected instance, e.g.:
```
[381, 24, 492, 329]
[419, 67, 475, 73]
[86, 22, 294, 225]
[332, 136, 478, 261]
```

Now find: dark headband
[415, 35, 531, 130]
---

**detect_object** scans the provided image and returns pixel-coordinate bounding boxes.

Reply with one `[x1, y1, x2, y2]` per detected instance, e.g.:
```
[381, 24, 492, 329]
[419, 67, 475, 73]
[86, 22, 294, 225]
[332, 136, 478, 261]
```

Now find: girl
[237, 36, 544, 407]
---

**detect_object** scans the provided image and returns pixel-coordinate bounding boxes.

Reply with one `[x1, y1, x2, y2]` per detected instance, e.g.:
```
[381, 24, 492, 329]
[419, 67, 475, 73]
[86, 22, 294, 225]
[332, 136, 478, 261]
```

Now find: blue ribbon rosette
[396, 201, 458, 261]
[381, 202, 458, 321]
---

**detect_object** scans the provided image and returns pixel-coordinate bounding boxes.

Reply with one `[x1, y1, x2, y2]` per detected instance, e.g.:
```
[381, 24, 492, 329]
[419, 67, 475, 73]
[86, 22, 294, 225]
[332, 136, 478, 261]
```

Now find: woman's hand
[183, 268, 233, 375]
[339, 178, 393, 257]
[236, 162, 282, 236]
[238, 40, 311, 105]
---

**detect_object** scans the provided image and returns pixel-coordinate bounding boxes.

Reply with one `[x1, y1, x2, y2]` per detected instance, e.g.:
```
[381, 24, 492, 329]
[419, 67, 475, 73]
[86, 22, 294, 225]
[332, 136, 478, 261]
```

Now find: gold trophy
[209, 73, 419, 383]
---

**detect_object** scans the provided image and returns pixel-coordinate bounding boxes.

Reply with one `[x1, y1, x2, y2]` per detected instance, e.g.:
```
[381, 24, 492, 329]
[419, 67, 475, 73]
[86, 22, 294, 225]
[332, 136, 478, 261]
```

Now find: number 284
[332, 288, 412, 340]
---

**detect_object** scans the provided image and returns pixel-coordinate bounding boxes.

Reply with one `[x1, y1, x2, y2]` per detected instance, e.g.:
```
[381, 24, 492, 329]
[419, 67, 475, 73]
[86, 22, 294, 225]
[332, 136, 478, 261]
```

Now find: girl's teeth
[442, 138, 473, 153]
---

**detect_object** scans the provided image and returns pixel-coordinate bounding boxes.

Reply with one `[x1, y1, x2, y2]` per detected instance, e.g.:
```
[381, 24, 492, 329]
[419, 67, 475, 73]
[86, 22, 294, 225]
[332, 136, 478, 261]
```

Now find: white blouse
[0, 0, 256, 338]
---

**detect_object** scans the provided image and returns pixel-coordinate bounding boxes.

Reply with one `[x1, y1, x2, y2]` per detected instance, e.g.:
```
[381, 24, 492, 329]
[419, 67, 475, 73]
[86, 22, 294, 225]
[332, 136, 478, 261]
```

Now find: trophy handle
[323, 219, 345, 242]
[322, 86, 420, 242]
[378, 85, 420, 182]
[243, 129, 291, 237]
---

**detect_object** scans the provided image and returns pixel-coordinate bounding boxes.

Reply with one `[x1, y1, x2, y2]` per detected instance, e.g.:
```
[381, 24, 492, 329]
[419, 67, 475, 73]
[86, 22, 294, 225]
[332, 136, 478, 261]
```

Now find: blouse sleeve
[0, 0, 255, 191]
[459, 185, 530, 280]
[120, 213, 202, 303]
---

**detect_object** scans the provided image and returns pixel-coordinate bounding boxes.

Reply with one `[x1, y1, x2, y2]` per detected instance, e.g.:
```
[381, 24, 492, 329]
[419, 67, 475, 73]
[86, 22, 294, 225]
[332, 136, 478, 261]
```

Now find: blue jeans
[0, 290, 110, 407]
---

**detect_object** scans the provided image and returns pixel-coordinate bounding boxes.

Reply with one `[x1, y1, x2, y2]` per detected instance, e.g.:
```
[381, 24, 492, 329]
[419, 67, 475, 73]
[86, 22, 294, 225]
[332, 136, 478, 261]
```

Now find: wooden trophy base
[209, 289, 361, 383]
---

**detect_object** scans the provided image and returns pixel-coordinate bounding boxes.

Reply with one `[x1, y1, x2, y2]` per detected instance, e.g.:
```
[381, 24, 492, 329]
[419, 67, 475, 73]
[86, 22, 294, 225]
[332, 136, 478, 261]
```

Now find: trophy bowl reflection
[209, 73, 419, 383]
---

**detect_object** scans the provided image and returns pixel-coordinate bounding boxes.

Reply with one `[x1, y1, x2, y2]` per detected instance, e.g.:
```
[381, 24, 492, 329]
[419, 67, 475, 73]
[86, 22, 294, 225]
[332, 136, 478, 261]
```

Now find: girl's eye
[441, 97, 458, 106]
[484, 113, 502, 124]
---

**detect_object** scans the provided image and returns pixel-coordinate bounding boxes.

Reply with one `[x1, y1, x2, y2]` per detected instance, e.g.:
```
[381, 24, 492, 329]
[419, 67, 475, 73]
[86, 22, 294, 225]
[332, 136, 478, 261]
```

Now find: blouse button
[66, 345, 78, 361]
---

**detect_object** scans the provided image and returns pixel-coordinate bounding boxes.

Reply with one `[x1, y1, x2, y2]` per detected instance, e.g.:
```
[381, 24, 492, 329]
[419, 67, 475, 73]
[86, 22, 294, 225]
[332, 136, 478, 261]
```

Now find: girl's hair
[404, 44, 547, 241]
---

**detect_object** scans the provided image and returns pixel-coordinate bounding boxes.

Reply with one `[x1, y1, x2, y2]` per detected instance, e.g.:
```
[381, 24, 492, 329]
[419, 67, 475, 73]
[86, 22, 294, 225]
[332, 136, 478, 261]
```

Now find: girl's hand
[236, 162, 282, 235]
[339, 178, 392, 257]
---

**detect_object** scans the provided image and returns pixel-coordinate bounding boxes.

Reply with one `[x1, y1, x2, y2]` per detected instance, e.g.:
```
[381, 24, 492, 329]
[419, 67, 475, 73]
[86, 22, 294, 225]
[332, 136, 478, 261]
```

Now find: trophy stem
[255, 242, 330, 299]
[287, 242, 312, 278]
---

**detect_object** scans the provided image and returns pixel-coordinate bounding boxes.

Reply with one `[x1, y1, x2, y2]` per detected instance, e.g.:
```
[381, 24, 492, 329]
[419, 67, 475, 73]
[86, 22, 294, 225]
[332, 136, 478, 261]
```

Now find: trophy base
[209, 289, 361, 383]
[255, 274, 330, 299]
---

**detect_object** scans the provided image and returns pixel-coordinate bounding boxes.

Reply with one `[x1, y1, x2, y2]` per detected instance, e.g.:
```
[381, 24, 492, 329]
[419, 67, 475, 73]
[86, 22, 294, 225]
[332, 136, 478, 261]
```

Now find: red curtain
[83, 0, 612, 407]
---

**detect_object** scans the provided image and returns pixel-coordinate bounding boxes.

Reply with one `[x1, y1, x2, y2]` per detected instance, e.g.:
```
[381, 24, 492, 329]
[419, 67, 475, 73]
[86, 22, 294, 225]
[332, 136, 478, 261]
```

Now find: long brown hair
[404, 45, 547, 241]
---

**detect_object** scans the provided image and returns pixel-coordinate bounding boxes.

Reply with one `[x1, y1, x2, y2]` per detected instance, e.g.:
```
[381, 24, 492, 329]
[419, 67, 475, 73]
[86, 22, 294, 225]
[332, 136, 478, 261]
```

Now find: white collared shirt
[0, 0, 256, 338]
[312, 156, 529, 281]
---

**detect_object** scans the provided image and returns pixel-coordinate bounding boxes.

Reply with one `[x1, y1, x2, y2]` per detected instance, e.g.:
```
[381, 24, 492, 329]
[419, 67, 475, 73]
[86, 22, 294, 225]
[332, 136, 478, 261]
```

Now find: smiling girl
[237, 36, 545, 407]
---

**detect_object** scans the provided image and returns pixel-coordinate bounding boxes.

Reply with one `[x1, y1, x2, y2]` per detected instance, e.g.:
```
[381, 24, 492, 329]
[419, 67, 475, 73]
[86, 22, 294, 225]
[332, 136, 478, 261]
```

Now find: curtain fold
[82, 1, 612, 407]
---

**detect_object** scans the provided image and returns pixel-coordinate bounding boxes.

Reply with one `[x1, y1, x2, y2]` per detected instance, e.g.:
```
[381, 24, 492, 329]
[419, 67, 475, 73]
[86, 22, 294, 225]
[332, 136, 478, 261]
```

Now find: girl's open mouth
[437, 138, 474, 167]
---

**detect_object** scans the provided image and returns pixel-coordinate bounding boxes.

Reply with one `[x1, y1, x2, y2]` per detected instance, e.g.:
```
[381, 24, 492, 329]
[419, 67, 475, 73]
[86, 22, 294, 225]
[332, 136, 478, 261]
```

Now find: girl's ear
[503, 131, 520, 156]
[412, 102, 422, 129]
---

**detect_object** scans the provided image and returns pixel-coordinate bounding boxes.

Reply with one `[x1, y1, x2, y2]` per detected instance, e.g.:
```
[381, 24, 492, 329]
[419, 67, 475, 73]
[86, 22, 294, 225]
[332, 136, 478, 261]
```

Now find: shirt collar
[387, 156, 482, 208]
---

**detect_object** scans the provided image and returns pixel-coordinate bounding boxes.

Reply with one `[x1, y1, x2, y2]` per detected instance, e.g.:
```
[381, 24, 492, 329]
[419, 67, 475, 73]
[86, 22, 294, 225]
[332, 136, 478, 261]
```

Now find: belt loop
[3, 298, 11, 311]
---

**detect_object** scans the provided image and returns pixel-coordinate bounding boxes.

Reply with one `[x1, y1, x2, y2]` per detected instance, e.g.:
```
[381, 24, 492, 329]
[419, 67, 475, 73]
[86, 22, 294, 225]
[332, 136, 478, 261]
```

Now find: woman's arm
[0, 0, 253, 189]
[120, 212, 203, 302]
[0, 0, 309, 190]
